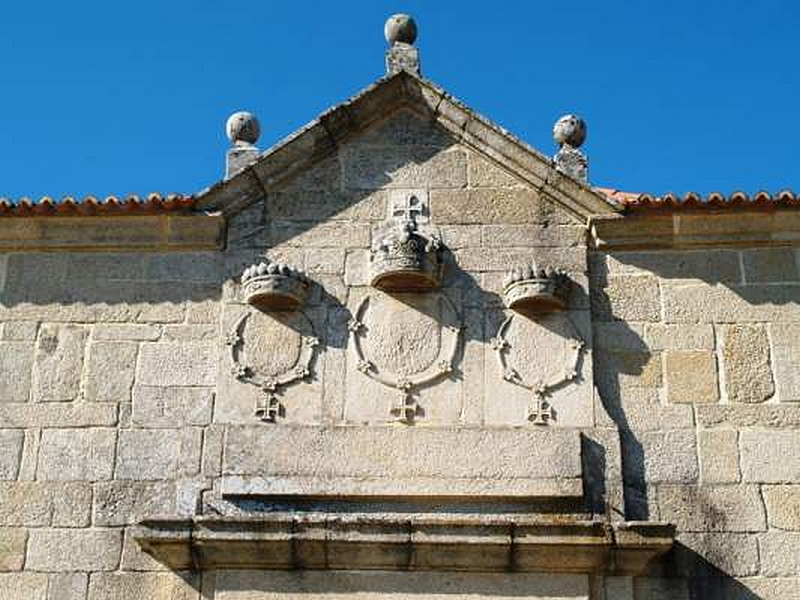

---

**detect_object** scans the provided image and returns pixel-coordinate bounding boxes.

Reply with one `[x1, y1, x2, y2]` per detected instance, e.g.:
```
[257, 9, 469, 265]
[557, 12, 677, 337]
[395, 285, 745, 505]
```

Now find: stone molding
[0, 214, 225, 251]
[134, 514, 674, 575]
[590, 210, 800, 250]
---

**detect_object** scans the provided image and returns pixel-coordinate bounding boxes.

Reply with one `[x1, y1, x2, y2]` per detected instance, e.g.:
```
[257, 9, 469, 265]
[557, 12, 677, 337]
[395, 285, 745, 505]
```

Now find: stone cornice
[0, 214, 225, 252]
[590, 209, 800, 250]
[134, 514, 674, 576]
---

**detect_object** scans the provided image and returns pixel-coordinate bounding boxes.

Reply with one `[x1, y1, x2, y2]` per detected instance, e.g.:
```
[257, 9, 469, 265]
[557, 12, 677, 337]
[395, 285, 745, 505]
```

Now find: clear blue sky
[1, 1, 798, 199]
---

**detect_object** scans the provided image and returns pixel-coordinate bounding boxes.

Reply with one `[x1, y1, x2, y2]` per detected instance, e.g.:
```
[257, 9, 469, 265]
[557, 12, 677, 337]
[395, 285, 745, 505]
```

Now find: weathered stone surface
[742, 247, 799, 283]
[722, 325, 774, 403]
[602, 249, 742, 283]
[93, 481, 177, 526]
[0, 403, 117, 428]
[0, 528, 27, 571]
[83, 341, 137, 402]
[759, 531, 800, 576]
[455, 246, 584, 273]
[0, 342, 33, 402]
[698, 430, 740, 483]
[161, 324, 217, 341]
[143, 252, 222, 283]
[632, 578, 689, 600]
[697, 404, 800, 429]
[770, 323, 800, 401]
[120, 527, 167, 571]
[262, 190, 385, 223]
[645, 323, 714, 350]
[657, 485, 765, 532]
[662, 283, 800, 323]
[741, 430, 800, 483]
[0, 573, 48, 600]
[136, 342, 217, 387]
[47, 573, 88, 600]
[735, 577, 800, 600]
[480, 224, 585, 248]
[214, 571, 589, 600]
[26, 528, 121, 571]
[468, 152, 523, 188]
[115, 429, 202, 480]
[86, 572, 202, 600]
[131, 386, 212, 428]
[31, 324, 87, 402]
[1, 322, 38, 341]
[0, 482, 91, 526]
[763, 485, 800, 530]
[677, 532, 759, 577]
[92, 323, 161, 341]
[38, 428, 115, 481]
[594, 387, 694, 432]
[223, 426, 583, 498]
[0, 430, 23, 480]
[591, 275, 661, 322]
[640, 430, 698, 483]
[431, 188, 552, 225]
[343, 146, 467, 190]
[664, 350, 719, 404]
[594, 349, 663, 396]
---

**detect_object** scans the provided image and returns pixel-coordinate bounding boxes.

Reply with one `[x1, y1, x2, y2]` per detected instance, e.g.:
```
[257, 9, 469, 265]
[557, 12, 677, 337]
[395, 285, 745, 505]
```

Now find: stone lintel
[134, 515, 674, 575]
[222, 426, 584, 499]
[590, 210, 800, 250]
[0, 215, 225, 252]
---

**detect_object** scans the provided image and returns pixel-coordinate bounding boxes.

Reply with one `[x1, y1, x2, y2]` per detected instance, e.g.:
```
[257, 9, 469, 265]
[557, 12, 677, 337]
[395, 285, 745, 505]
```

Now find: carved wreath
[491, 314, 585, 425]
[349, 293, 462, 423]
[226, 311, 319, 422]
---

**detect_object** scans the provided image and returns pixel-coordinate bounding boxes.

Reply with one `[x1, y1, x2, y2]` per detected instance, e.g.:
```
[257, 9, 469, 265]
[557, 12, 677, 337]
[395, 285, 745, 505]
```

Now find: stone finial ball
[384, 13, 417, 45]
[226, 111, 260, 146]
[553, 114, 587, 148]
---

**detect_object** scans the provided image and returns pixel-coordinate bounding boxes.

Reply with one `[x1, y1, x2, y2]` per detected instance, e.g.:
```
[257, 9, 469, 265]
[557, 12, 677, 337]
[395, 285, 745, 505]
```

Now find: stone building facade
[1, 15, 799, 600]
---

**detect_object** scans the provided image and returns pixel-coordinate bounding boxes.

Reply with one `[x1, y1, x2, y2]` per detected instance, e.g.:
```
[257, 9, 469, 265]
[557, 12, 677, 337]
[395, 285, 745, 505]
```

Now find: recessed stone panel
[222, 425, 583, 498]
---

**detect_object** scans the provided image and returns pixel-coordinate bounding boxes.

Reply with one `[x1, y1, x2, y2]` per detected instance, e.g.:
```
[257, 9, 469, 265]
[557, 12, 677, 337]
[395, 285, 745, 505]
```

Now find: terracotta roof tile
[0, 193, 195, 217]
[596, 189, 800, 212]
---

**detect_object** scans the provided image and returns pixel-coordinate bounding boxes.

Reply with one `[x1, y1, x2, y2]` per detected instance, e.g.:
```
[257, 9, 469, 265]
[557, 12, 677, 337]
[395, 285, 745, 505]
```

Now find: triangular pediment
[195, 72, 618, 222]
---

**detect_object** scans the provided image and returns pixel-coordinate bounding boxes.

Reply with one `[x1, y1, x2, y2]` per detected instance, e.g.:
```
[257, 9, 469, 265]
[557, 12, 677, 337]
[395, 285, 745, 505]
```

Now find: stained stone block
[633, 578, 689, 600]
[132, 386, 212, 428]
[93, 481, 177, 526]
[115, 429, 202, 480]
[770, 323, 800, 402]
[0, 528, 27, 571]
[26, 528, 121, 572]
[722, 325, 774, 403]
[431, 188, 552, 225]
[676, 532, 759, 577]
[742, 247, 799, 283]
[83, 341, 138, 402]
[591, 275, 661, 322]
[763, 485, 800, 530]
[86, 572, 202, 600]
[602, 249, 743, 283]
[0, 482, 91, 527]
[698, 430, 740, 483]
[0, 342, 33, 402]
[640, 430, 698, 483]
[222, 426, 583, 498]
[213, 571, 589, 600]
[120, 528, 167, 571]
[136, 342, 217, 387]
[657, 484, 765, 532]
[664, 350, 719, 404]
[696, 404, 800, 429]
[38, 428, 116, 481]
[0, 573, 48, 600]
[0, 430, 23, 480]
[741, 430, 800, 483]
[31, 324, 87, 402]
[759, 531, 800, 576]
[644, 324, 714, 350]
[663, 283, 800, 323]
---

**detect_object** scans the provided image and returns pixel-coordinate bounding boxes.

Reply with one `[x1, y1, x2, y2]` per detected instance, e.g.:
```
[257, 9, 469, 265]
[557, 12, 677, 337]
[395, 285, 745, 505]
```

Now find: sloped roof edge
[195, 71, 619, 222]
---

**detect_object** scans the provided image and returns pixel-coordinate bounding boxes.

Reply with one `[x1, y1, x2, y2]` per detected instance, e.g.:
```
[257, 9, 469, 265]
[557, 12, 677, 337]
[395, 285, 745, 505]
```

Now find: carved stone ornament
[502, 263, 571, 314]
[349, 292, 462, 423]
[491, 314, 585, 426]
[241, 258, 310, 311]
[370, 200, 444, 292]
[227, 310, 319, 422]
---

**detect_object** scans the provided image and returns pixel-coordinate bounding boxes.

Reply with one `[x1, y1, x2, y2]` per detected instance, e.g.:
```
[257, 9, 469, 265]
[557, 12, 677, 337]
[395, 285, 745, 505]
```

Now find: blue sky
[1, 1, 798, 199]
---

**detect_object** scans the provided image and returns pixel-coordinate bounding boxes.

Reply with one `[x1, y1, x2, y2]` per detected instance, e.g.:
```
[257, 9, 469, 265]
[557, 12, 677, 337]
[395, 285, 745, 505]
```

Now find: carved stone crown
[502, 264, 571, 314]
[241, 259, 310, 310]
[370, 216, 443, 292]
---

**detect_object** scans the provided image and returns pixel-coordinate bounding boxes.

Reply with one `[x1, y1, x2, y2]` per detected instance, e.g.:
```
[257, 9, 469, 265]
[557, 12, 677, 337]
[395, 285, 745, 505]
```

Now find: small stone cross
[391, 194, 424, 222]
[390, 395, 419, 424]
[528, 392, 553, 426]
[255, 394, 281, 423]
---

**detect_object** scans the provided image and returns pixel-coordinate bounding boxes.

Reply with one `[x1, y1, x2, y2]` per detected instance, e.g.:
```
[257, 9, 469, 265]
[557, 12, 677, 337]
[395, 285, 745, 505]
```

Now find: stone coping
[0, 214, 225, 251]
[134, 514, 674, 576]
[590, 210, 800, 250]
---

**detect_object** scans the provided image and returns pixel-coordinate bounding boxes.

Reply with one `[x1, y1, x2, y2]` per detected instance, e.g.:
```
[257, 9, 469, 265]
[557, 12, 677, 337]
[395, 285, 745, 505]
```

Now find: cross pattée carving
[391, 194, 425, 222]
